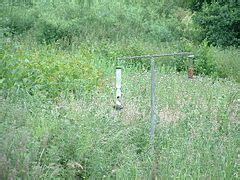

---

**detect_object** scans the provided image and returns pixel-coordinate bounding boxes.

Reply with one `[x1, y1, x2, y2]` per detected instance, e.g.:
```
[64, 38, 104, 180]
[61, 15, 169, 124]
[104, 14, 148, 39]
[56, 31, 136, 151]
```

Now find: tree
[193, 2, 240, 47]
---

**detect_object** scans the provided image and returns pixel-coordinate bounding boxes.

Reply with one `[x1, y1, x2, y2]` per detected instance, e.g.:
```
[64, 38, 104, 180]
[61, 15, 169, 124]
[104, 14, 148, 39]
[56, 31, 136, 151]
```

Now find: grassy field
[0, 0, 239, 179]
[0, 69, 239, 179]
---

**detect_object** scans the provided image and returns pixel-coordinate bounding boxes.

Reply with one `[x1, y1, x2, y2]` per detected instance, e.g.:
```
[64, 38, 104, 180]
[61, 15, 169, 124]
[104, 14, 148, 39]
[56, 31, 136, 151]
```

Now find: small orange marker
[188, 67, 193, 79]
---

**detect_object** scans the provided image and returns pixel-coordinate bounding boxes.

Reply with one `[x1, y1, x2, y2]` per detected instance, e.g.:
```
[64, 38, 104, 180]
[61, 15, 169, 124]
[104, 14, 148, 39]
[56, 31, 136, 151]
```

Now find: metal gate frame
[115, 52, 194, 147]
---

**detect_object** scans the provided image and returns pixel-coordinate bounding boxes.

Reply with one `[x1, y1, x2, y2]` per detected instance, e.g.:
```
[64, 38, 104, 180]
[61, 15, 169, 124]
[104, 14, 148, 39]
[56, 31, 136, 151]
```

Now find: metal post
[116, 52, 194, 145]
[115, 67, 123, 110]
[150, 58, 155, 147]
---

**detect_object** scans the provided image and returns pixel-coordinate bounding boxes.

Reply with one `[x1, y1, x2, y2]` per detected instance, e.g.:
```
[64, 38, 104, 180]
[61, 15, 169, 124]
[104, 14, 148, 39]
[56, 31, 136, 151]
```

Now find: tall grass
[0, 70, 239, 178]
[213, 47, 240, 82]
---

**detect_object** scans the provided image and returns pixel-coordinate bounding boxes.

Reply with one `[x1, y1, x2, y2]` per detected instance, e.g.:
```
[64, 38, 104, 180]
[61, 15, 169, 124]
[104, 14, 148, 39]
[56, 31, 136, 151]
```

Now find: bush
[164, 40, 217, 76]
[34, 6, 88, 44]
[1, 1, 194, 44]
[170, 39, 240, 82]
[192, 41, 217, 76]
[1, 7, 36, 36]
[193, 2, 240, 47]
[0, 42, 103, 97]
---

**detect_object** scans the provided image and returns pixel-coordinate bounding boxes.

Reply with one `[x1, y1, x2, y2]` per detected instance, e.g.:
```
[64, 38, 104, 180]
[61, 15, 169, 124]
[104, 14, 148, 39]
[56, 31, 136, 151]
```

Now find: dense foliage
[0, 42, 103, 97]
[1, 0, 239, 47]
[193, 2, 240, 47]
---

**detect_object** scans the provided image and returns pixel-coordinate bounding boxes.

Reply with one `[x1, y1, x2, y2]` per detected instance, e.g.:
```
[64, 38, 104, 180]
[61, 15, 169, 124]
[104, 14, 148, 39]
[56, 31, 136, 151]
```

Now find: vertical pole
[115, 67, 122, 111]
[150, 58, 155, 147]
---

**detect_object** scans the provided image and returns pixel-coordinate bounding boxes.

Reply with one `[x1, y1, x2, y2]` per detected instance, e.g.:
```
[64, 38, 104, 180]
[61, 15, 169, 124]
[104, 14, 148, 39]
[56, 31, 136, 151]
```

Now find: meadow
[0, 69, 239, 179]
[0, 0, 239, 179]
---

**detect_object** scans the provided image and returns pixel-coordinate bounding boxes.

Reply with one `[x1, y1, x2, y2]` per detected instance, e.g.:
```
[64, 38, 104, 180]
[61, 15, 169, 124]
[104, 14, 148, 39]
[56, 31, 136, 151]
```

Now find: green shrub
[0, 42, 103, 97]
[193, 2, 240, 47]
[34, 5, 89, 44]
[35, 18, 69, 44]
[171, 39, 240, 82]
[166, 40, 217, 76]
[1, 7, 35, 36]
[1, 1, 193, 44]
[193, 41, 217, 76]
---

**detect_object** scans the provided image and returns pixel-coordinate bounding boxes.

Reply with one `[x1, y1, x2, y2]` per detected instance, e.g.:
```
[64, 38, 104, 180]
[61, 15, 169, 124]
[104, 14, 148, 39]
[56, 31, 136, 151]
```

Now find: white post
[115, 67, 122, 110]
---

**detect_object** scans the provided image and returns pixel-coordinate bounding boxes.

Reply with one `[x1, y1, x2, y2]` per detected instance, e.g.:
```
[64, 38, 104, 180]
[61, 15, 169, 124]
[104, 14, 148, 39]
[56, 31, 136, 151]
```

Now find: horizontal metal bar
[118, 52, 194, 60]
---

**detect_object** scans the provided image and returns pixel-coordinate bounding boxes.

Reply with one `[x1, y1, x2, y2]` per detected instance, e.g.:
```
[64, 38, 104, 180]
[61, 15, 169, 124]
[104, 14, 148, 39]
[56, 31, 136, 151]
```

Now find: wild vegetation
[0, 0, 239, 179]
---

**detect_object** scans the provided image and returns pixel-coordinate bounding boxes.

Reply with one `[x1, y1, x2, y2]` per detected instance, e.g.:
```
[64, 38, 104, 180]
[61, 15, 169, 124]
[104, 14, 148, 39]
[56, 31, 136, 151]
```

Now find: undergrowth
[0, 71, 239, 179]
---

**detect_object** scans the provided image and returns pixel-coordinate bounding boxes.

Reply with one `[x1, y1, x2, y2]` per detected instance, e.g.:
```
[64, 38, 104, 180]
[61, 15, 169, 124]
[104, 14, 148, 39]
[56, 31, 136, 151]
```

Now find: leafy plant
[1, 6, 36, 36]
[193, 2, 240, 47]
[0, 42, 103, 97]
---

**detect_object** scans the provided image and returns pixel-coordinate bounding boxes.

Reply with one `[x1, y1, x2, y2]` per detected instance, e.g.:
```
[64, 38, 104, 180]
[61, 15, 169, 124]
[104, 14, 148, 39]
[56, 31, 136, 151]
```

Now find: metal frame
[116, 52, 194, 146]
